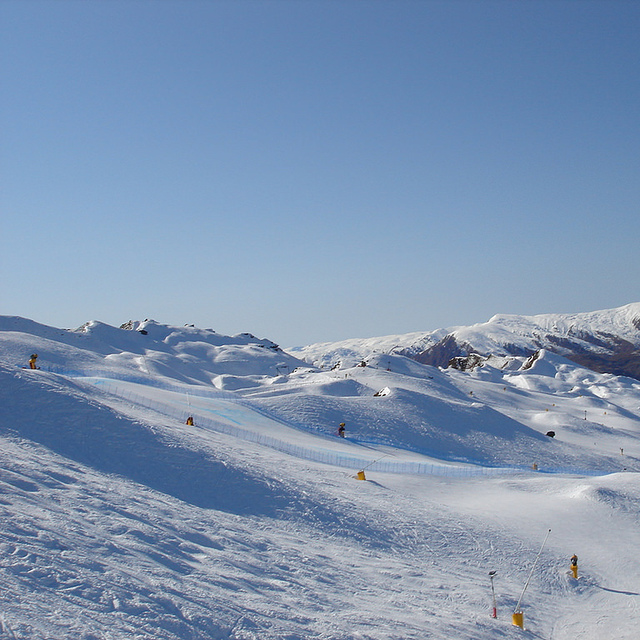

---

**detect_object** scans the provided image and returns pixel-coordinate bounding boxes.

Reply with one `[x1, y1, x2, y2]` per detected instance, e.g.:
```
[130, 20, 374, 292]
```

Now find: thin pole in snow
[361, 454, 389, 472]
[514, 529, 551, 614]
[489, 571, 497, 618]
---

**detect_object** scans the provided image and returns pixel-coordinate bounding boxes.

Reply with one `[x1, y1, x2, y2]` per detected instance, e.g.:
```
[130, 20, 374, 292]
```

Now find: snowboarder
[28, 354, 38, 369]
[338, 423, 345, 438]
[186, 416, 194, 426]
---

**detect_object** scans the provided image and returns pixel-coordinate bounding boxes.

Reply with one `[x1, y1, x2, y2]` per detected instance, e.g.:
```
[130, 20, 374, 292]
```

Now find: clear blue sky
[2, 0, 639, 346]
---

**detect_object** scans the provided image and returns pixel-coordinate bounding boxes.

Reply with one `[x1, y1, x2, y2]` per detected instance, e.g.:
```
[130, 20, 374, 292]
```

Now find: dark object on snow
[139, 329, 148, 335]
[546, 431, 556, 438]
[522, 350, 541, 371]
[338, 423, 345, 438]
[448, 353, 484, 371]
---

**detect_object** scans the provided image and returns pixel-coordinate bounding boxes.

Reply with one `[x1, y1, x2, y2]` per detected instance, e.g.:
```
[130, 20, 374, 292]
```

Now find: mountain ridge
[290, 302, 640, 379]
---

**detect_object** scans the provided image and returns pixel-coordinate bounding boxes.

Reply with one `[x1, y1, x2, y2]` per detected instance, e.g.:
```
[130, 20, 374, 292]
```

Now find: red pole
[489, 571, 497, 618]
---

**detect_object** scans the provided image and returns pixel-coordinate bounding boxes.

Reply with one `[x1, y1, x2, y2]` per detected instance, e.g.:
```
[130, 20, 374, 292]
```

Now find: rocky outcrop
[400, 335, 473, 368]
[448, 353, 485, 372]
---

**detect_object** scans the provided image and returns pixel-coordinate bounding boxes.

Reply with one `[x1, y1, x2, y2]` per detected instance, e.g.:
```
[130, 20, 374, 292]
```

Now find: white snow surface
[1, 314, 640, 639]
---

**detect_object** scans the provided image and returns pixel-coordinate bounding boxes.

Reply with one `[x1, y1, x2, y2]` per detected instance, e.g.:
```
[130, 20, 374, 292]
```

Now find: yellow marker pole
[512, 611, 524, 628]
[355, 454, 389, 481]
[513, 529, 552, 630]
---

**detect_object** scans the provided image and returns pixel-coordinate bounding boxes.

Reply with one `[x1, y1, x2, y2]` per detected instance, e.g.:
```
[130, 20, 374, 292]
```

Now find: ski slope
[74, 376, 523, 478]
[1, 316, 640, 639]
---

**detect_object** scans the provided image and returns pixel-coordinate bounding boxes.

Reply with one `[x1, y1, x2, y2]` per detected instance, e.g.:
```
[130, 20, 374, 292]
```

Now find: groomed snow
[1, 316, 640, 639]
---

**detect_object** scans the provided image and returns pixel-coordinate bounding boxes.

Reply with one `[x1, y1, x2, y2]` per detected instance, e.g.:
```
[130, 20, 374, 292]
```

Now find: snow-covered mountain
[290, 302, 640, 379]
[2, 312, 640, 639]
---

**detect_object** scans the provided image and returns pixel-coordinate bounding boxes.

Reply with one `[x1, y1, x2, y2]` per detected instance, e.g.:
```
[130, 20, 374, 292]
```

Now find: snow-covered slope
[290, 303, 640, 379]
[0, 316, 309, 388]
[2, 314, 640, 639]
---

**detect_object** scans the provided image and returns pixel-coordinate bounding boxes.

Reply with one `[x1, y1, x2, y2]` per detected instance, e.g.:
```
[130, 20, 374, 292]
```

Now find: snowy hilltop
[0, 316, 308, 387]
[1, 309, 640, 639]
